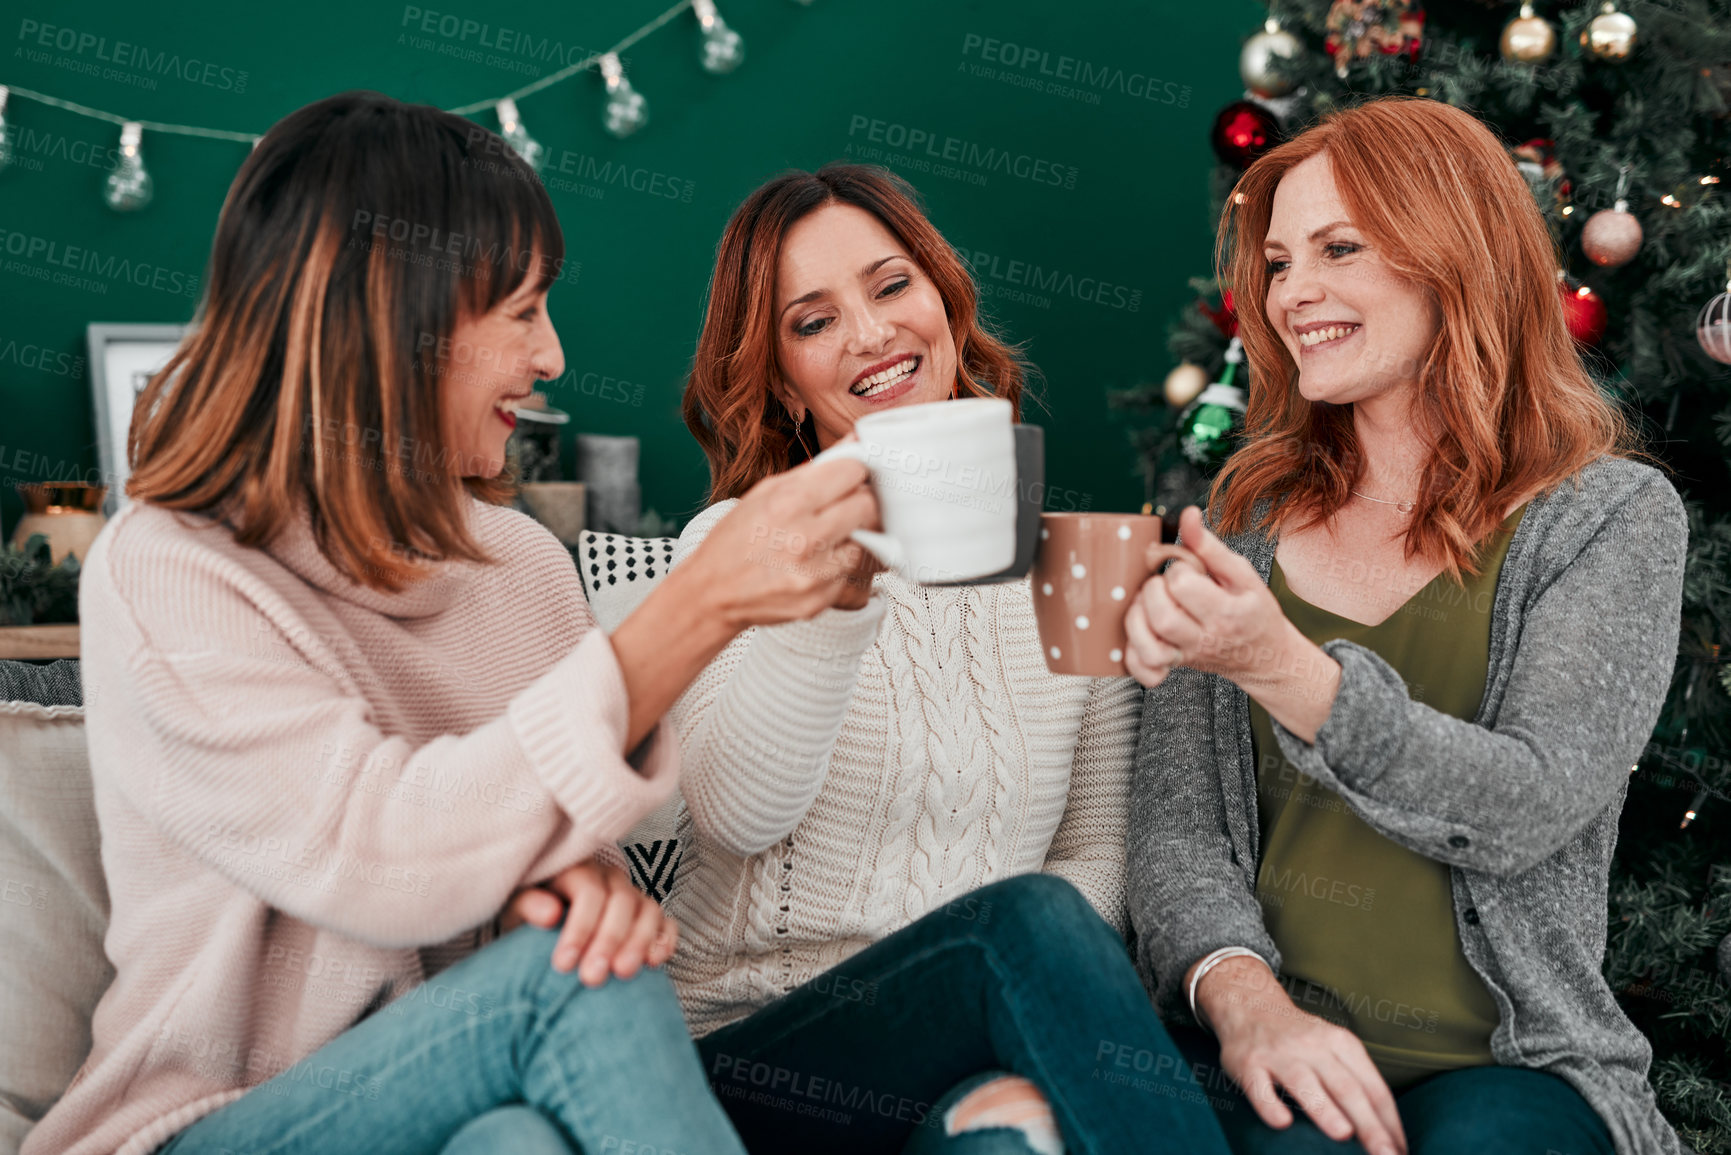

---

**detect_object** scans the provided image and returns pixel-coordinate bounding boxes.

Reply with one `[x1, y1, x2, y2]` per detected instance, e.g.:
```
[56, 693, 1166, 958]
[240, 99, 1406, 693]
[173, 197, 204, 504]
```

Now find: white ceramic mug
[814, 397, 1018, 584]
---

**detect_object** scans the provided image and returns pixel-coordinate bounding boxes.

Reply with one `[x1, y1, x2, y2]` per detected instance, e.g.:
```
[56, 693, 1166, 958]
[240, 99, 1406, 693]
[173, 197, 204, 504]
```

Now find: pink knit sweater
[26, 498, 678, 1155]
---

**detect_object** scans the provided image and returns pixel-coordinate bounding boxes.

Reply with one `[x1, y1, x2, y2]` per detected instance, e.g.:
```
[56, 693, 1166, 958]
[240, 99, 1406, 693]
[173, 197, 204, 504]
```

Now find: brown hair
[127, 90, 564, 591]
[682, 163, 1031, 501]
[1210, 96, 1633, 576]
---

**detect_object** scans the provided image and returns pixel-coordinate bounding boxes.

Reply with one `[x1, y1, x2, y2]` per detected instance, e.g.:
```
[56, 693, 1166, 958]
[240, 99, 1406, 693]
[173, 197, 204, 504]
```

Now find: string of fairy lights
[0, 0, 778, 212]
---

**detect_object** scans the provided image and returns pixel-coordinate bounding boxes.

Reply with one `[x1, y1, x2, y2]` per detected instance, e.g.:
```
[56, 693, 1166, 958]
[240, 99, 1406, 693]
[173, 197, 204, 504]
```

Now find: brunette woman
[645, 164, 1233, 1155]
[27, 93, 879, 1155]
[1123, 97, 1685, 1155]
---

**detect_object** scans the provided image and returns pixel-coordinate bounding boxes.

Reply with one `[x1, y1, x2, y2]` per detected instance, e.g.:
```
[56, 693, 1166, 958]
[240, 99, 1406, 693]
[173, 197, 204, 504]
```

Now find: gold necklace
[1351, 489, 1416, 514]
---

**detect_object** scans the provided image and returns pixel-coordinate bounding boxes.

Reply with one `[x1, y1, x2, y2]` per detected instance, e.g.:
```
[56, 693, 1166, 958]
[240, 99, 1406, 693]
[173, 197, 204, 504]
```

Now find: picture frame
[86, 322, 190, 517]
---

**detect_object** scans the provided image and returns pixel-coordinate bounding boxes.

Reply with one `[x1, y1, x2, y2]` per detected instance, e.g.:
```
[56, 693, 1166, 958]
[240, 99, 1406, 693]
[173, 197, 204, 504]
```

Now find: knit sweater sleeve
[1041, 675, 1140, 934]
[667, 501, 885, 858]
[1267, 466, 1687, 879]
[1127, 665, 1282, 1015]
[84, 515, 678, 951]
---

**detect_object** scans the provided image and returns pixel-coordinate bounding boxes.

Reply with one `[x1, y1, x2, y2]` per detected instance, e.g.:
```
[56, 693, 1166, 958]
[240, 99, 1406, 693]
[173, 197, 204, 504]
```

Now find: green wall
[0, 0, 1257, 538]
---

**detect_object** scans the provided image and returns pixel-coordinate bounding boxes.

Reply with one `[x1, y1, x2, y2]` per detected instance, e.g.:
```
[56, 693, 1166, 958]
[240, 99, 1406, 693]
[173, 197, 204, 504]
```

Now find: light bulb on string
[0, 86, 13, 174]
[495, 97, 545, 172]
[104, 122, 153, 212]
[1682, 787, 1709, 829]
[599, 53, 649, 138]
[692, 0, 746, 74]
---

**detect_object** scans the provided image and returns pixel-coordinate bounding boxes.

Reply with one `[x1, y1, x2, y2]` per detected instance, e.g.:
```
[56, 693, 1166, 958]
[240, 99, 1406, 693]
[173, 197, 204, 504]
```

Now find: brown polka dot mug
[1032, 513, 1198, 676]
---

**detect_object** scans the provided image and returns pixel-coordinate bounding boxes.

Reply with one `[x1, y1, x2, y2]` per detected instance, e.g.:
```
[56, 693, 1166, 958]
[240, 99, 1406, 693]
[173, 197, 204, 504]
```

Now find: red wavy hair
[683, 164, 1030, 501]
[1210, 96, 1633, 576]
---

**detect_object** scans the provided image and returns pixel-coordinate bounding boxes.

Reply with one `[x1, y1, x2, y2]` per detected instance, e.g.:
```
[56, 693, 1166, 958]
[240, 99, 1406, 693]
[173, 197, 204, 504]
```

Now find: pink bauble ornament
[1698, 291, 1731, 365]
[1581, 200, 1643, 268]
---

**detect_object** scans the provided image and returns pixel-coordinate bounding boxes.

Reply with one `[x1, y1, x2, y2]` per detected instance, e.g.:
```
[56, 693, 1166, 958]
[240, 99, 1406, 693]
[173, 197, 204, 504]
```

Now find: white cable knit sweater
[664, 499, 1142, 1036]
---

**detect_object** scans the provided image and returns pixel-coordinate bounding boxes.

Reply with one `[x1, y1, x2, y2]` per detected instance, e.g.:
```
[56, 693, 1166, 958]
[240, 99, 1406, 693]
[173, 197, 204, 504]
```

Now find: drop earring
[784, 400, 818, 463]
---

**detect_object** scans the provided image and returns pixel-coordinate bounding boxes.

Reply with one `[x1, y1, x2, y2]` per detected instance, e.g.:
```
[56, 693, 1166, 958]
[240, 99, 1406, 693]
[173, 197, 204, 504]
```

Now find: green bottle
[1178, 336, 1247, 471]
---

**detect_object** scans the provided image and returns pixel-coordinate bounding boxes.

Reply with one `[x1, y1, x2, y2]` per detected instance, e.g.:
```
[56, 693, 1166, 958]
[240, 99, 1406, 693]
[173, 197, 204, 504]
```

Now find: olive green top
[1250, 505, 1527, 1089]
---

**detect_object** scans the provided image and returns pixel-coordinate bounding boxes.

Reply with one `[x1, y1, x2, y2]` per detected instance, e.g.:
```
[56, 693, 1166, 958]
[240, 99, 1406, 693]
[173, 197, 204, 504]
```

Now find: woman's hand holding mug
[686, 446, 882, 627]
[1124, 506, 1286, 686]
[609, 445, 882, 751]
[1123, 505, 1341, 741]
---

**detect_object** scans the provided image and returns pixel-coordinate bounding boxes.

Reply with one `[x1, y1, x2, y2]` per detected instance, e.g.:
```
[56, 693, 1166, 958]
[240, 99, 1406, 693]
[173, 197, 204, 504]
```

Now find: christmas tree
[1114, 1, 1731, 1147]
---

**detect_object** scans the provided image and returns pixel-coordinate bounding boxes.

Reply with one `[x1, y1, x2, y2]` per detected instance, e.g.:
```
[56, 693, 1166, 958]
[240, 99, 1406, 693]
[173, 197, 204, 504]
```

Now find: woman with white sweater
[657, 164, 1231, 1155]
[29, 93, 880, 1155]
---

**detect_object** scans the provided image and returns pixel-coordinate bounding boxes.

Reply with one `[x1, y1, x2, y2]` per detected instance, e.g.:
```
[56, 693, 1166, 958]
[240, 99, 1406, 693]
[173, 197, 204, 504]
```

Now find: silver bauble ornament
[1240, 19, 1303, 99]
[1581, 2, 1636, 62]
[1500, 3, 1556, 63]
[1698, 290, 1731, 365]
[1581, 199, 1643, 268]
[1163, 361, 1210, 408]
[1718, 933, 1731, 985]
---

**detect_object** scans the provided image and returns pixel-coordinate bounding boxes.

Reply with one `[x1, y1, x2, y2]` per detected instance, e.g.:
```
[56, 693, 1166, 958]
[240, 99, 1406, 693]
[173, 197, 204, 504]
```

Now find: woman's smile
[494, 394, 529, 430]
[849, 354, 923, 405]
[1293, 321, 1361, 352]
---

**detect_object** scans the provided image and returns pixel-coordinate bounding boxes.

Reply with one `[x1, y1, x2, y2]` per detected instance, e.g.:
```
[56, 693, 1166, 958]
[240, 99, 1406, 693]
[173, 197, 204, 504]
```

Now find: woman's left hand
[1124, 505, 1293, 690]
[502, 861, 679, 986]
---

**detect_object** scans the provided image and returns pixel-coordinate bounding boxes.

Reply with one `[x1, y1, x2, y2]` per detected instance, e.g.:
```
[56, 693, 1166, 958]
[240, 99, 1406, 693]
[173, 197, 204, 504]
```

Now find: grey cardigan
[1127, 455, 1689, 1155]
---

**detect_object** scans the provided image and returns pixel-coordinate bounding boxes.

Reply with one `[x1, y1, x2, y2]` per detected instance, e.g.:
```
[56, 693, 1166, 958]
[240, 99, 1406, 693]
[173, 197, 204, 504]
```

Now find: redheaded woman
[661, 164, 1234, 1155]
[1124, 97, 1685, 1155]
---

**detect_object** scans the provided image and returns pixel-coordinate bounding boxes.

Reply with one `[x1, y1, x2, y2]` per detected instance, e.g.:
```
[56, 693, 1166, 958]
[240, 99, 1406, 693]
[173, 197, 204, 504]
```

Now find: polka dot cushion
[576, 532, 678, 633]
[573, 532, 685, 900]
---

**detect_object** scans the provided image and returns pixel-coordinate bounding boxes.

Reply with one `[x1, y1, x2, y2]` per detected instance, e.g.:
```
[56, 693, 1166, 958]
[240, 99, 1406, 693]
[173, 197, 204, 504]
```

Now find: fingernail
[554, 948, 575, 971]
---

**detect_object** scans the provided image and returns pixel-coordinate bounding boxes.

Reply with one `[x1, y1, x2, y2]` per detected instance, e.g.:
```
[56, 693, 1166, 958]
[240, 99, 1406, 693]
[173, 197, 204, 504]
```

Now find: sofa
[0, 531, 682, 1154]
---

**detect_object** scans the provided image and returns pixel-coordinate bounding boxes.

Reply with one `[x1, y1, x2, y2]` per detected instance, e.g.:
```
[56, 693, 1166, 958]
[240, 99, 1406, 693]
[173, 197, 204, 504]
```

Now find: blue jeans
[1171, 1026, 1615, 1155]
[696, 874, 1233, 1155]
[157, 925, 747, 1155]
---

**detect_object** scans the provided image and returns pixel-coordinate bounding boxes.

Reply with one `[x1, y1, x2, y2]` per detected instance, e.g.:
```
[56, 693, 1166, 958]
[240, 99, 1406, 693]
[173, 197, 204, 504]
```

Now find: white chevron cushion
[573, 532, 685, 901]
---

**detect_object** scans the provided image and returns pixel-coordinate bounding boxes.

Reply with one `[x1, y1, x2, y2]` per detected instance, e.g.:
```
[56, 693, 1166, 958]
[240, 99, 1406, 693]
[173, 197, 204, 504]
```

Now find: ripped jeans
[694, 874, 1233, 1155]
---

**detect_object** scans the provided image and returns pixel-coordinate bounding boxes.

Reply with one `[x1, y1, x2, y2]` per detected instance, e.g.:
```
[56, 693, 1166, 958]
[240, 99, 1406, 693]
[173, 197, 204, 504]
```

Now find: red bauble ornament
[1211, 102, 1281, 169]
[1559, 277, 1608, 346]
[1200, 289, 1239, 337]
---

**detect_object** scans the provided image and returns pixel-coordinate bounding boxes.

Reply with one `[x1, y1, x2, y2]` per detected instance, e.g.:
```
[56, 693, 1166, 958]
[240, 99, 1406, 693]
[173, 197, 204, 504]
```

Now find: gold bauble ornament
[1500, 3, 1556, 63]
[1163, 361, 1210, 408]
[1240, 18, 1304, 99]
[1580, 199, 1643, 268]
[1580, 2, 1636, 62]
